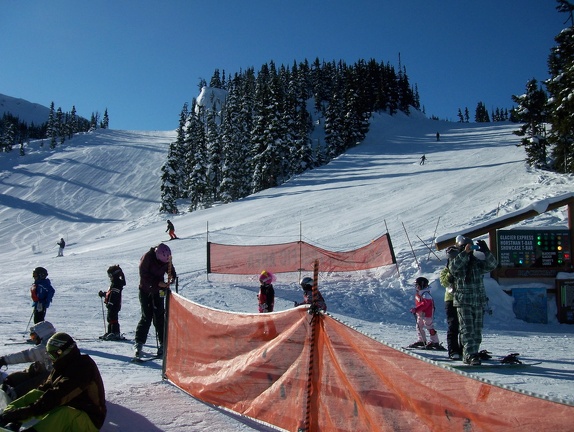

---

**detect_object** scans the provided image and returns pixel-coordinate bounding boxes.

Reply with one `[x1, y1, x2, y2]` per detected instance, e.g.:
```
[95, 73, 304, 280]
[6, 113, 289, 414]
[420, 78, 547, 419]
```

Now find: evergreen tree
[511, 78, 548, 167]
[474, 102, 490, 122]
[101, 108, 109, 129]
[546, 0, 574, 173]
[457, 108, 464, 122]
[185, 103, 208, 211]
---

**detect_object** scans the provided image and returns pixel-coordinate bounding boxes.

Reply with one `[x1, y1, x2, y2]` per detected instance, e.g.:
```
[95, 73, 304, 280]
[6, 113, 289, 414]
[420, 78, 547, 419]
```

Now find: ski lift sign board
[496, 229, 571, 278]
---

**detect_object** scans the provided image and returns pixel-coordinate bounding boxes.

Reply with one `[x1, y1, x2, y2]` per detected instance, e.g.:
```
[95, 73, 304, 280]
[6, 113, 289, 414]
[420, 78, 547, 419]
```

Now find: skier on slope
[30, 267, 55, 324]
[56, 238, 65, 257]
[98, 265, 126, 341]
[407, 277, 444, 350]
[166, 220, 178, 240]
[257, 270, 275, 313]
[294, 276, 327, 312]
[0, 321, 57, 403]
[134, 243, 176, 358]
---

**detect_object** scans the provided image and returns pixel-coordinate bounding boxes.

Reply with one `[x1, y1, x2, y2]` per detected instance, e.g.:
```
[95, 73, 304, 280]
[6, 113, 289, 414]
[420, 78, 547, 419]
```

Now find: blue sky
[0, 1, 566, 130]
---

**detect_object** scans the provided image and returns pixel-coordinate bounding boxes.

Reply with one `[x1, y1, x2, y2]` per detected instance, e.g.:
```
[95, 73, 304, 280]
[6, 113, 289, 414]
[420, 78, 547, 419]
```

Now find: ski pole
[24, 308, 34, 335]
[100, 297, 107, 334]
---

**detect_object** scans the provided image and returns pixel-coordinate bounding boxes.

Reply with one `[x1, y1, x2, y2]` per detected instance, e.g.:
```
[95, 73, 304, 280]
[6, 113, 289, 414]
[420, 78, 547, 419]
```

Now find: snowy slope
[0, 94, 50, 125]
[0, 112, 573, 431]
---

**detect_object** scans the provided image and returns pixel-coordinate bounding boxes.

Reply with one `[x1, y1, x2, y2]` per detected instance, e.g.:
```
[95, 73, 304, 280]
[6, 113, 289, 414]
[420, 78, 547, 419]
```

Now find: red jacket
[413, 289, 434, 318]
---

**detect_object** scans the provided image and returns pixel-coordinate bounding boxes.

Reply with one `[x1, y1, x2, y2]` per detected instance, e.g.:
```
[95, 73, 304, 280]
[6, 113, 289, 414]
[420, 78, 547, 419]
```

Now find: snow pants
[415, 314, 439, 344]
[3, 389, 98, 432]
[445, 300, 462, 357]
[457, 304, 484, 360]
[135, 290, 165, 346]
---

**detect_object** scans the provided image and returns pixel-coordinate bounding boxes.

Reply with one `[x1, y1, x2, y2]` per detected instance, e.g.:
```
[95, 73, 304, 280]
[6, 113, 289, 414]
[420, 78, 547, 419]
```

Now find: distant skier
[294, 276, 327, 312]
[56, 238, 65, 257]
[0, 321, 57, 403]
[436, 132, 440, 141]
[407, 277, 444, 350]
[420, 154, 426, 165]
[166, 220, 178, 240]
[98, 265, 126, 341]
[30, 267, 55, 324]
[257, 270, 275, 313]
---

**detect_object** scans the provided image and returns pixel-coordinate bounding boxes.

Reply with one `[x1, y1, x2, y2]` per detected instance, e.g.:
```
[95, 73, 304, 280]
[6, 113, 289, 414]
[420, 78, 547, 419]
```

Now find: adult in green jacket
[448, 237, 497, 365]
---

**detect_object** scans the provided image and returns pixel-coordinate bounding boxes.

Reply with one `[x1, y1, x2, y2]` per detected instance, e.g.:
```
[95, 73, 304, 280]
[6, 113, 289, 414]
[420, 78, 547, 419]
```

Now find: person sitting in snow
[30, 267, 55, 324]
[407, 277, 444, 350]
[98, 265, 126, 341]
[0, 321, 57, 403]
[0, 332, 106, 432]
[294, 276, 327, 312]
[257, 270, 275, 313]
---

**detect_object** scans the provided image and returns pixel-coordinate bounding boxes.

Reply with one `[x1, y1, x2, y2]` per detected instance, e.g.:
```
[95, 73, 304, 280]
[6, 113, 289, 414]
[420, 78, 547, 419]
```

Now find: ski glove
[98, 290, 106, 298]
[476, 239, 489, 253]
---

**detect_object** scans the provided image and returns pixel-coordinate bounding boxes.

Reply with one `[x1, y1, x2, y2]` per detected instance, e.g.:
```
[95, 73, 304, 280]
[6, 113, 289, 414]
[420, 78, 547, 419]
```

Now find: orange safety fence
[207, 233, 396, 274]
[164, 293, 574, 431]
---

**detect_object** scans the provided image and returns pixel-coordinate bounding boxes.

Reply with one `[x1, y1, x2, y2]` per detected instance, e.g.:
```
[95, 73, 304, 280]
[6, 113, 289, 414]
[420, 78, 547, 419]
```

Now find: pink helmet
[155, 243, 172, 263]
[259, 270, 275, 285]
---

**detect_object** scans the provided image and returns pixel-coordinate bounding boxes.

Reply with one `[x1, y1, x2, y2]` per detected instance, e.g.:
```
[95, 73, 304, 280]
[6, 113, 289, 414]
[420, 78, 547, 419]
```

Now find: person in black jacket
[98, 265, 126, 341]
[0, 332, 106, 432]
[134, 243, 176, 357]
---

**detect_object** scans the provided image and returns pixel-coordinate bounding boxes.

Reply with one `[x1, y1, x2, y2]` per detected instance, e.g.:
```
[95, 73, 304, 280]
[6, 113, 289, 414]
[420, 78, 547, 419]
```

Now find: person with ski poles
[448, 236, 497, 365]
[30, 267, 55, 324]
[56, 238, 65, 257]
[134, 243, 176, 358]
[0, 321, 57, 403]
[98, 265, 126, 341]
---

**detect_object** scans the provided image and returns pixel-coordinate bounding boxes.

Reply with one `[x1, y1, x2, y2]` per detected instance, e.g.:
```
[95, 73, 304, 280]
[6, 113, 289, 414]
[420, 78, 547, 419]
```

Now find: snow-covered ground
[0, 111, 573, 431]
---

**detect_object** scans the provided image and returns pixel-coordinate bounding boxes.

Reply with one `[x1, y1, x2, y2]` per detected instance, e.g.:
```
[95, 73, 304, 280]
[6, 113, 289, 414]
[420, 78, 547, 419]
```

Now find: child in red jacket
[407, 277, 444, 350]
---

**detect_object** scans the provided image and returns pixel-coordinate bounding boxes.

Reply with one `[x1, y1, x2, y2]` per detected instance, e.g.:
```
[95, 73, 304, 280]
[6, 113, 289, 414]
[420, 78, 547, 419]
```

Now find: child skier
[98, 264, 126, 341]
[257, 270, 275, 313]
[0, 321, 57, 403]
[294, 276, 327, 312]
[30, 267, 55, 324]
[407, 277, 444, 350]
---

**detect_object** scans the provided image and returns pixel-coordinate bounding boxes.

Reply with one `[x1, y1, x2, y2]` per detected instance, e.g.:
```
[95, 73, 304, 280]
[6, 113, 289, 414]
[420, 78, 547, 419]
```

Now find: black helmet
[33, 267, 48, 279]
[46, 332, 77, 362]
[415, 277, 429, 289]
[300, 277, 313, 290]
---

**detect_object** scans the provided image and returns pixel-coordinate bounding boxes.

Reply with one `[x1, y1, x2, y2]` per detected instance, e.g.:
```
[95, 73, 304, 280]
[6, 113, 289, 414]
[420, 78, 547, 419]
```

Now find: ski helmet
[259, 270, 274, 285]
[30, 321, 56, 341]
[456, 236, 473, 248]
[46, 332, 77, 362]
[415, 277, 429, 289]
[33, 267, 48, 279]
[155, 243, 172, 263]
[300, 277, 313, 290]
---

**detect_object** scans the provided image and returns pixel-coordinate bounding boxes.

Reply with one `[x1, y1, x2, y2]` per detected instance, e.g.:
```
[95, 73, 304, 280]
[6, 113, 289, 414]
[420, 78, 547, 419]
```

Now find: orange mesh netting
[164, 293, 574, 431]
[207, 233, 395, 274]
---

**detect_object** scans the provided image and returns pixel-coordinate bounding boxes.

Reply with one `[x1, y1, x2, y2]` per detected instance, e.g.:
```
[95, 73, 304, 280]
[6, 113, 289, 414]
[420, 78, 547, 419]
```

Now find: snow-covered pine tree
[511, 78, 548, 167]
[546, 0, 574, 173]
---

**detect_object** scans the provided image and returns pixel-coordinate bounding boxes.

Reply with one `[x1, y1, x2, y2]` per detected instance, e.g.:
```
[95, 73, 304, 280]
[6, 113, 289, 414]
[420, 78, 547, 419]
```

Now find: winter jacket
[449, 250, 497, 308]
[139, 248, 177, 295]
[412, 288, 434, 318]
[30, 278, 55, 309]
[2, 341, 53, 373]
[440, 266, 456, 302]
[6, 346, 106, 429]
[258, 283, 275, 313]
[296, 289, 327, 312]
